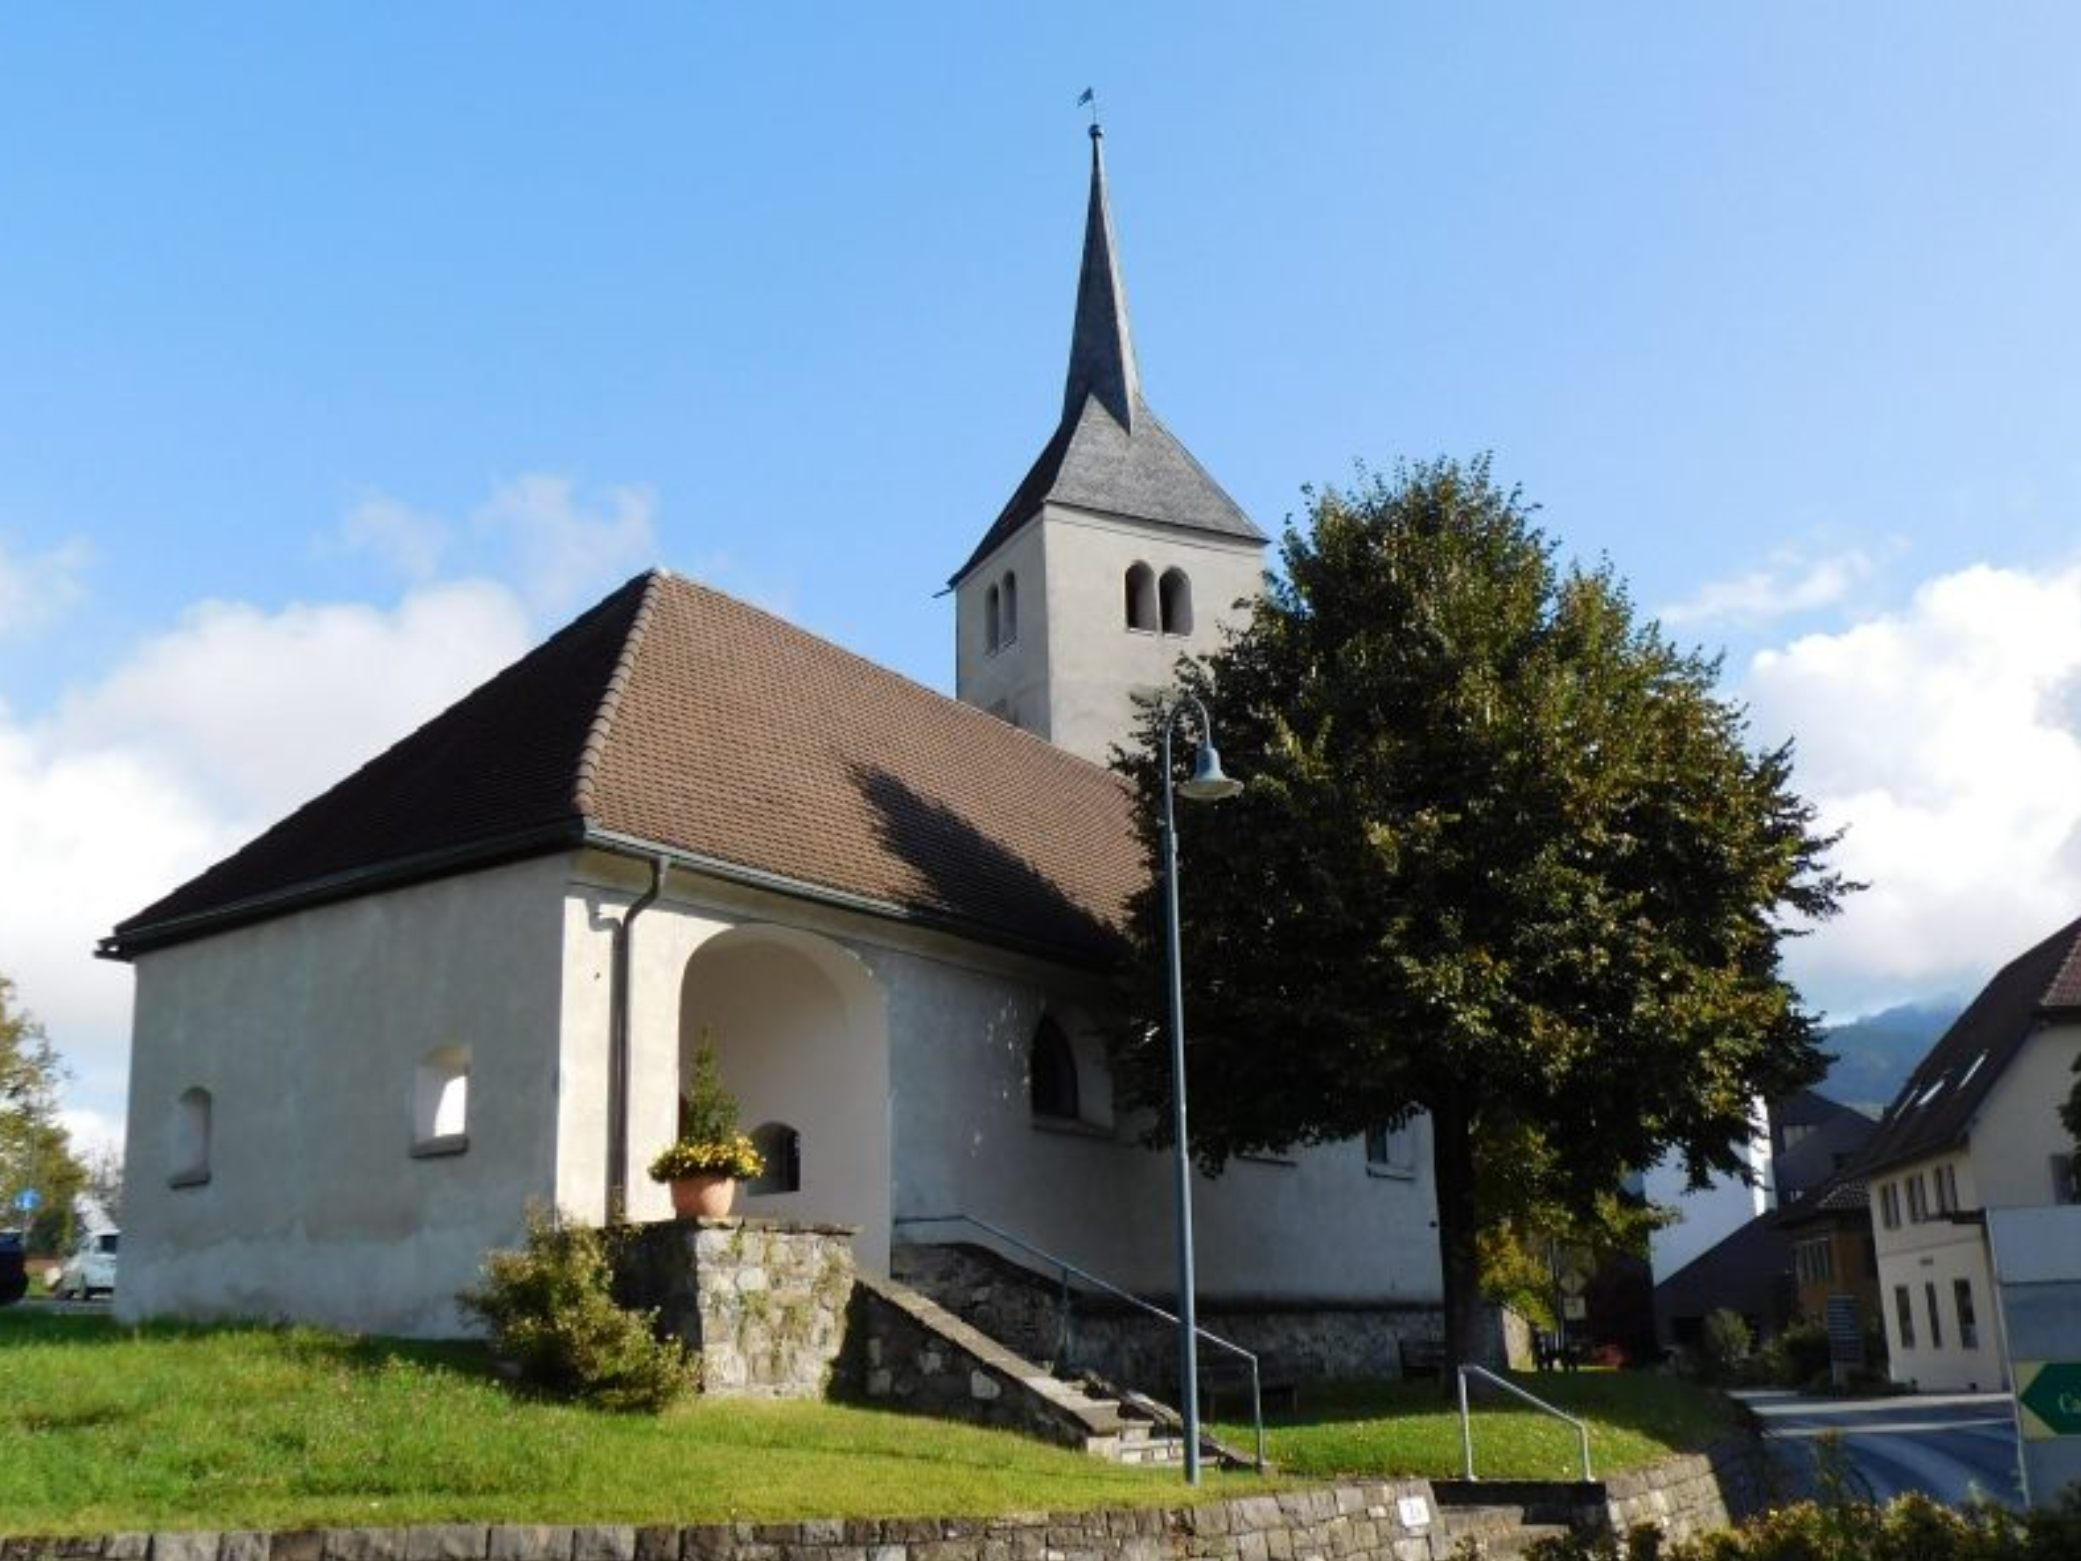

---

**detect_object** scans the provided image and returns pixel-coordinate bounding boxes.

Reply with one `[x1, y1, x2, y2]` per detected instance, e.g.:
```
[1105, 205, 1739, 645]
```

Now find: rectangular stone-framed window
[1894, 1283, 1915, 1350]
[1954, 1277, 1979, 1350]
[1924, 1281, 1943, 1350]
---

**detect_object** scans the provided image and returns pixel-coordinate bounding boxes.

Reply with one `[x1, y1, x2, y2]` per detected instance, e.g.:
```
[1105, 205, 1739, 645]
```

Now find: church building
[103, 130, 1444, 1352]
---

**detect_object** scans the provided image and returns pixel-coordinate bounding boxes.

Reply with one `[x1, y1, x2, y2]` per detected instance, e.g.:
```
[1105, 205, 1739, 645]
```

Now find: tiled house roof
[105, 571, 1143, 964]
[1851, 914, 2081, 1178]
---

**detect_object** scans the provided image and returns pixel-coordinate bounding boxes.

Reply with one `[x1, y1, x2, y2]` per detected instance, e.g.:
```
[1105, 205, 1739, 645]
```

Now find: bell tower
[951, 126, 1267, 765]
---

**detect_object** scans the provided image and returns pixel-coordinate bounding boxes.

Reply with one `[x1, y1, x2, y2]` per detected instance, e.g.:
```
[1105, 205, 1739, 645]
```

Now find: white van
[54, 1229, 118, 1300]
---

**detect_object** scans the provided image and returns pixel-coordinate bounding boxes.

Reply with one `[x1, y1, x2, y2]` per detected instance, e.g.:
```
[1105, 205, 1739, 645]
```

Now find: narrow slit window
[984, 584, 1001, 653]
[1029, 1016, 1080, 1121]
[1000, 572, 1018, 645]
[171, 1087, 212, 1188]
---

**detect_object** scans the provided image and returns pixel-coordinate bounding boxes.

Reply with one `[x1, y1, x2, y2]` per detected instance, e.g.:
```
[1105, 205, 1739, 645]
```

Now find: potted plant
[647, 1037, 763, 1218]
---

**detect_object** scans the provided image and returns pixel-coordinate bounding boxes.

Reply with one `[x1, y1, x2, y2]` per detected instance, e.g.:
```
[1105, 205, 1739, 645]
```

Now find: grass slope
[0, 1313, 1197, 1535]
[1215, 1373, 1737, 1482]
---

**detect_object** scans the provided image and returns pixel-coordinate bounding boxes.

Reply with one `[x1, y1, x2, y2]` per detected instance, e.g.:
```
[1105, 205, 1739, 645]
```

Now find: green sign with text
[2017, 1362, 2081, 1439]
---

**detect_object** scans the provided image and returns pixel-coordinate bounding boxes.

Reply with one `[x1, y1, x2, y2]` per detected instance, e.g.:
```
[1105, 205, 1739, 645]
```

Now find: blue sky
[6, 6, 2081, 1139]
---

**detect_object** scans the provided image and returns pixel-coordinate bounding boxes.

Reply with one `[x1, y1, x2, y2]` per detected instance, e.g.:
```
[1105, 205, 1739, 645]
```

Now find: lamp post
[1159, 694, 1243, 1483]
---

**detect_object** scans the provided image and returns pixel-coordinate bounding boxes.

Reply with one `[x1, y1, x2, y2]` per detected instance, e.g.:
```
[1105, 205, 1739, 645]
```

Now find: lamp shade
[1178, 742, 1244, 802]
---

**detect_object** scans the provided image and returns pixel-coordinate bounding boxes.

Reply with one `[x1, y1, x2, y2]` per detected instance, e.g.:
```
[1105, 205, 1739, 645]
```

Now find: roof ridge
[573, 568, 669, 817]
[655, 570, 1132, 786]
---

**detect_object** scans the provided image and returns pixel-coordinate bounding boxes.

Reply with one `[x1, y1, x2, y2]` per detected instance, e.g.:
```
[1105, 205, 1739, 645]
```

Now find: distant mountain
[1818, 1000, 1963, 1115]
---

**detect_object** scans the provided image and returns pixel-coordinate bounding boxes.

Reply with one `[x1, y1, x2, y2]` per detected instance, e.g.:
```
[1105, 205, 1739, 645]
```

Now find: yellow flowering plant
[646, 1035, 765, 1183]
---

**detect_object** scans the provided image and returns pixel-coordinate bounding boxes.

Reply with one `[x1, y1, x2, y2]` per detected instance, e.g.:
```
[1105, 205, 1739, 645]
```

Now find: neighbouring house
[1776, 1173, 1879, 1352]
[1652, 1090, 1874, 1350]
[101, 130, 1448, 1371]
[1853, 915, 2081, 1393]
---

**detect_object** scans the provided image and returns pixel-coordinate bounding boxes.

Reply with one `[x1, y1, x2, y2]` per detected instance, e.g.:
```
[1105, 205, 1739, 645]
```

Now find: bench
[1398, 1337, 1447, 1380]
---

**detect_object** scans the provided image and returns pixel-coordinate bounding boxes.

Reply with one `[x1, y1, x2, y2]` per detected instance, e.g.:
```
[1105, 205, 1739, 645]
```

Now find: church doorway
[677, 925, 892, 1272]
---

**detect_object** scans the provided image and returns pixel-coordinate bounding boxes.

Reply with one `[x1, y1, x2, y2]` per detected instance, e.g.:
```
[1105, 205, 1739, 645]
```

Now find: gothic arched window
[1001, 572, 1018, 645]
[1125, 563, 1158, 631]
[985, 584, 1002, 653]
[1029, 1017, 1080, 1121]
[1160, 568, 1194, 635]
[171, 1087, 213, 1188]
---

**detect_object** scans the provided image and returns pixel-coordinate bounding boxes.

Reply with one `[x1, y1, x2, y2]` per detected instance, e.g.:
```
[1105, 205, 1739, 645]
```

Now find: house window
[1879, 1183, 1901, 1230]
[1795, 1238, 1834, 1285]
[1365, 1121, 1420, 1179]
[1935, 1163, 1959, 1213]
[1894, 1284, 1915, 1350]
[746, 1122, 802, 1196]
[1954, 1278, 1979, 1350]
[1000, 572, 1018, 645]
[1906, 1175, 1927, 1223]
[413, 1045, 470, 1156]
[1029, 1016, 1080, 1121]
[171, 1087, 212, 1188]
[985, 585, 1002, 653]
[1925, 1282, 1943, 1350]
[1125, 563, 1158, 631]
[1158, 568, 1193, 635]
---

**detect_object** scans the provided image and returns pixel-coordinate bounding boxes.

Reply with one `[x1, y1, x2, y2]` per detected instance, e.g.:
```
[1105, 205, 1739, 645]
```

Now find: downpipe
[607, 854, 670, 1223]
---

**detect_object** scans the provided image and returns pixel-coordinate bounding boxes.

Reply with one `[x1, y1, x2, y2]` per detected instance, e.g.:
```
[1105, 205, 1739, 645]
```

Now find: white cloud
[1662, 547, 1877, 628]
[473, 474, 657, 619]
[0, 536, 91, 638]
[0, 581, 536, 1136]
[339, 495, 448, 583]
[1745, 561, 2081, 1014]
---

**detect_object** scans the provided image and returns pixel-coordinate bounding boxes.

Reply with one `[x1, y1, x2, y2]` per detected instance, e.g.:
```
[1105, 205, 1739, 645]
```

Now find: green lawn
[1213, 1371, 1738, 1482]
[0, 1311, 1215, 1536]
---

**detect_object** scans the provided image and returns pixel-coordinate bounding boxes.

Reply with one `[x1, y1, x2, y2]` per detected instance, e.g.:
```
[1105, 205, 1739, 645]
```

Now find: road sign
[1561, 1296, 1588, 1322]
[11, 1188, 39, 1215]
[2017, 1361, 2081, 1439]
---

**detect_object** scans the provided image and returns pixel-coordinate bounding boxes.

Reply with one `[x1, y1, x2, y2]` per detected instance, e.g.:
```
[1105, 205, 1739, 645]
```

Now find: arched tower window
[1125, 563, 1158, 631]
[1001, 572, 1018, 645]
[1029, 1016, 1080, 1121]
[413, 1045, 470, 1154]
[1160, 568, 1194, 635]
[747, 1122, 802, 1196]
[171, 1087, 212, 1188]
[985, 584, 1001, 653]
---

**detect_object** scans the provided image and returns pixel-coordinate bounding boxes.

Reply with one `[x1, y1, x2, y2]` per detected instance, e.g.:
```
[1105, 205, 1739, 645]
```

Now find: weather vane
[1077, 87, 1099, 134]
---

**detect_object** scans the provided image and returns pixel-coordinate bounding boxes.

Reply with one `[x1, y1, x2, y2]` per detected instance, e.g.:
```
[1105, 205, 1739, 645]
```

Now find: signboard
[1825, 1295, 1866, 1367]
[11, 1188, 39, 1216]
[1561, 1296, 1588, 1322]
[2016, 1361, 2081, 1440]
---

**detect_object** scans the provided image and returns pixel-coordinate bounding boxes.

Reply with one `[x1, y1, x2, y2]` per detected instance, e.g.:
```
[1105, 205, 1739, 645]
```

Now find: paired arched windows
[984, 571, 1020, 654]
[413, 1045, 470, 1155]
[1125, 564, 1192, 635]
[170, 1087, 212, 1188]
[746, 1121, 802, 1196]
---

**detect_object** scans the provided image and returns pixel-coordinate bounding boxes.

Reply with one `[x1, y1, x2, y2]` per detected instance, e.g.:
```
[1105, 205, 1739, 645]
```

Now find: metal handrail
[1456, 1363, 1594, 1482]
[896, 1212, 1265, 1471]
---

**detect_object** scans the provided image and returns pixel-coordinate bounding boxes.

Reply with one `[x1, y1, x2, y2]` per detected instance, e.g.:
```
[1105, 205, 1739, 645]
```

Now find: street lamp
[1159, 694, 1242, 1483]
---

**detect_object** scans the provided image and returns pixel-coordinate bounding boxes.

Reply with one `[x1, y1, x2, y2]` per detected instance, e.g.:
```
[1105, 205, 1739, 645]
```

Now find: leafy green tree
[2062, 1054, 2081, 1183]
[1, 974, 86, 1254]
[1110, 458, 1851, 1369]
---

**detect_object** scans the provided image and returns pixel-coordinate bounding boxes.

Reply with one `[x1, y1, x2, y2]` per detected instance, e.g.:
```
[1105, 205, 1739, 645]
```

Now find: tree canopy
[1110, 457, 1852, 1365]
[1, 974, 86, 1253]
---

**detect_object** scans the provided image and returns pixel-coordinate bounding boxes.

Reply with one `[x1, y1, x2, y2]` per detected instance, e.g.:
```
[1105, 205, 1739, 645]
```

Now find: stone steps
[1437, 1506, 1578, 1557]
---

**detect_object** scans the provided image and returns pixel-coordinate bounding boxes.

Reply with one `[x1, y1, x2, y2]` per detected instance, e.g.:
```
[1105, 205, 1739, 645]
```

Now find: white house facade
[1858, 916, 2081, 1393]
[107, 129, 1445, 1346]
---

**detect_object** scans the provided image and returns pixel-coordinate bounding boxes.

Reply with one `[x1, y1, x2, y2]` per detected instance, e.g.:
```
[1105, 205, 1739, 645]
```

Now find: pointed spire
[1063, 124, 1142, 431]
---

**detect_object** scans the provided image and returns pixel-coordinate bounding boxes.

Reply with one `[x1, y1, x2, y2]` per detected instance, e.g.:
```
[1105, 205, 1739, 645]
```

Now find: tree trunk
[1431, 1088, 1485, 1378]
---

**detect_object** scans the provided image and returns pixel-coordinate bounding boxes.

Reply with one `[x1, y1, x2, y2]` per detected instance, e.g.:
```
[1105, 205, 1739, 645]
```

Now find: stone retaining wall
[0, 1438, 1771, 1561]
[612, 1217, 855, 1398]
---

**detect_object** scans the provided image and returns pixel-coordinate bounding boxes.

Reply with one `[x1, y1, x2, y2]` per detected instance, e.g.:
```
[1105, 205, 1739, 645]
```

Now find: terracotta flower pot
[670, 1173, 737, 1219]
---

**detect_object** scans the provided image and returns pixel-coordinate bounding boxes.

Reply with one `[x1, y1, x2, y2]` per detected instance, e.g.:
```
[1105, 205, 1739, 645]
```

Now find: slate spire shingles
[106, 571, 1142, 964]
[949, 131, 1264, 587]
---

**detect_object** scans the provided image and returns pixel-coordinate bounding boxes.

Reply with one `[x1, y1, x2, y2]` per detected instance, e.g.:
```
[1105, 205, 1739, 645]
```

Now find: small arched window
[413, 1045, 470, 1155]
[747, 1122, 802, 1196]
[1029, 1017, 1080, 1121]
[984, 585, 1001, 653]
[1159, 568, 1194, 635]
[171, 1087, 212, 1188]
[1125, 563, 1158, 631]
[1000, 572, 1018, 645]
[1365, 1121, 1420, 1179]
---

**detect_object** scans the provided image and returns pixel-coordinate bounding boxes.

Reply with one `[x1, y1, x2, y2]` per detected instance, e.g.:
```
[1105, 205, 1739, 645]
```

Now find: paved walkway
[1738, 1389, 2022, 1508]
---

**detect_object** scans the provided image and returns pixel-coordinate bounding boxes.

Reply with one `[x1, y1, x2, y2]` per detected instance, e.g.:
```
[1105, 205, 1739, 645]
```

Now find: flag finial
[1077, 87, 1099, 136]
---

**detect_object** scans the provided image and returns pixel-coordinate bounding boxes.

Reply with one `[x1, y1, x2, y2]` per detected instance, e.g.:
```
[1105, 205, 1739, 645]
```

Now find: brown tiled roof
[1850, 914, 2081, 1178]
[1776, 1173, 1869, 1229]
[106, 571, 1142, 963]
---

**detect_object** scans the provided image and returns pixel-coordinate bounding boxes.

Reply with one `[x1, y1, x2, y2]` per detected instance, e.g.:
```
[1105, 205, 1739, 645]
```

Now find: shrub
[459, 1203, 697, 1413]
[1698, 1309, 1751, 1382]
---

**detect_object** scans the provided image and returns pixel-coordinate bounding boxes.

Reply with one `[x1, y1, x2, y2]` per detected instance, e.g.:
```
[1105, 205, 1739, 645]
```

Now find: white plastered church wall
[116, 855, 570, 1337]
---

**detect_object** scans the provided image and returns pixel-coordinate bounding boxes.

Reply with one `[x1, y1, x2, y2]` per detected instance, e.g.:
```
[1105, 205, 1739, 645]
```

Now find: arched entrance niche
[678, 924, 892, 1273]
